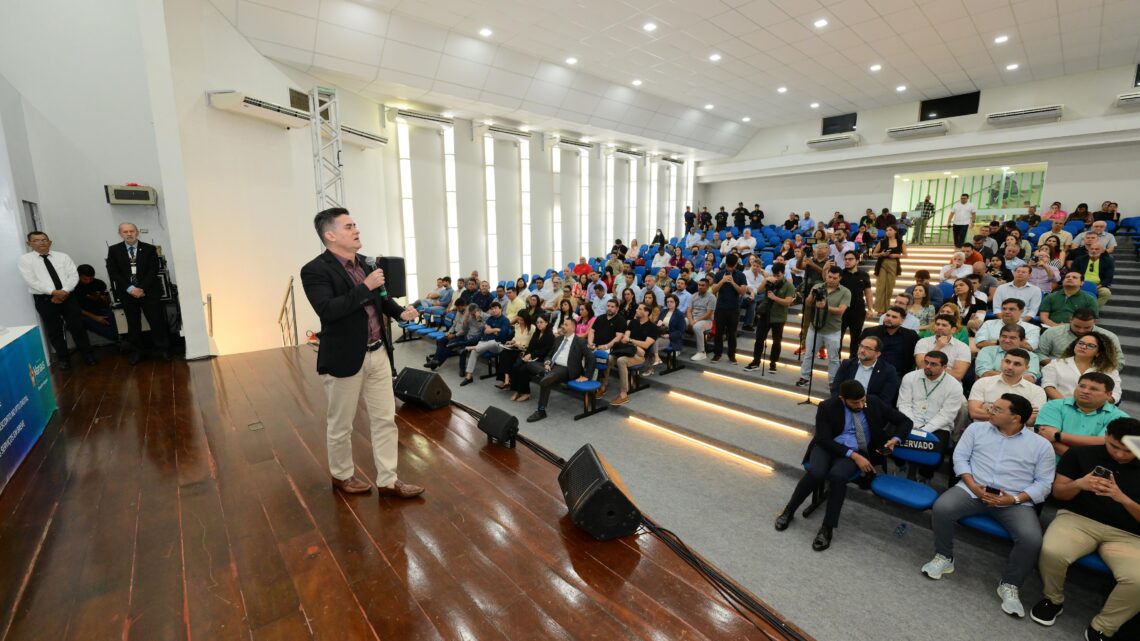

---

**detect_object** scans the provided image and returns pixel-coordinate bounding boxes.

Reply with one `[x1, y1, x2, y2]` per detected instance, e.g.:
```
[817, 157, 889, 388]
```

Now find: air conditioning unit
[386, 107, 453, 127]
[986, 104, 1063, 126]
[886, 120, 949, 140]
[557, 137, 594, 150]
[341, 126, 388, 149]
[487, 124, 531, 138]
[1114, 91, 1140, 108]
[614, 146, 646, 158]
[207, 91, 310, 128]
[104, 184, 157, 205]
[806, 133, 861, 150]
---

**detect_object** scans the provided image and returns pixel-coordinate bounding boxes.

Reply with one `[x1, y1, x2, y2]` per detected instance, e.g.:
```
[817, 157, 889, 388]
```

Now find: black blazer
[105, 241, 161, 299]
[550, 335, 593, 380]
[830, 358, 900, 405]
[300, 250, 406, 377]
[524, 329, 555, 362]
[808, 396, 912, 465]
[1068, 253, 1114, 287]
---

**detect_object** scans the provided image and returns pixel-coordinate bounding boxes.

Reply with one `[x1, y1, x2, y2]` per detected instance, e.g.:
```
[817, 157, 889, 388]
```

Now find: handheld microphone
[363, 255, 387, 297]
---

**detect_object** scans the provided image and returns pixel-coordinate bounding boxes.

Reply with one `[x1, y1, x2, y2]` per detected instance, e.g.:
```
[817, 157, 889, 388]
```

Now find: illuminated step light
[702, 371, 826, 403]
[628, 416, 774, 472]
[668, 391, 811, 438]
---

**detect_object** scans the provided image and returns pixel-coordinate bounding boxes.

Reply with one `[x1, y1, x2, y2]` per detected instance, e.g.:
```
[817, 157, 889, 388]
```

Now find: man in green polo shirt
[1035, 372, 1128, 459]
[1039, 271, 1098, 327]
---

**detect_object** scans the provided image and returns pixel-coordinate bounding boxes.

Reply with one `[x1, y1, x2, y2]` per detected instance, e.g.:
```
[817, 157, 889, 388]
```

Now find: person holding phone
[1031, 417, 1140, 641]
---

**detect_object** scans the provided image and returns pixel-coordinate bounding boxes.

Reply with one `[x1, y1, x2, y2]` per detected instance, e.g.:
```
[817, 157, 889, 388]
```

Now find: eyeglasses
[1075, 341, 1098, 349]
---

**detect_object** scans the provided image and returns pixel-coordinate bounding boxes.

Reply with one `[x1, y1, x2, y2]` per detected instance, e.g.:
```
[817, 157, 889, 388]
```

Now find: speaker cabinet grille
[558, 444, 641, 540]
[393, 368, 451, 409]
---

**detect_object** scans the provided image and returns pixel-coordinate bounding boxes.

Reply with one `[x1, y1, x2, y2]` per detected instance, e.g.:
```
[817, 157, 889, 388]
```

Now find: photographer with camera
[744, 263, 796, 373]
[796, 266, 851, 387]
[1028, 248, 1060, 295]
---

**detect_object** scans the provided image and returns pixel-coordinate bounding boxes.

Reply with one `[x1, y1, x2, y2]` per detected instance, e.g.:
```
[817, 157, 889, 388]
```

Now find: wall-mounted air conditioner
[557, 137, 594, 150]
[986, 105, 1063, 126]
[806, 133, 861, 150]
[207, 91, 310, 128]
[1114, 91, 1140, 108]
[341, 126, 388, 149]
[105, 184, 157, 205]
[886, 120, 948, 140]
[614, 146, 646, 158]
[386, 107, 453, 127]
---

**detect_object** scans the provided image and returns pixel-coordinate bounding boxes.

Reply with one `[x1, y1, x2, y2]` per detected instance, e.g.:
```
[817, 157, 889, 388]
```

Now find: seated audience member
[897, 351, 964, 483]
[638, 274, 665, 305]
[975, 298, 1040, 350]
[673, 277, 692, 313]
[520, 293, 544, 325]
[736, 228, 757, 257]
[608, 303, 659, 407]
[618, 286, 638, 321]
[1002, 243, 1027, 271]
[1027, 248, 1060, 294]
[948, 277, 988, 330]
[986, 254, 1013, 285]
[1037, 218, 1072, 250]
[881, 293, 920, 330]
[1039, 271, 1098, 327]
[745, 264, 796, 373]
[940, 252, 973, 282]
[774, 381, 911, 552]
[914, 315, 971, 380]
[575, 303, 595, 338]
[73, 264, 118, 342]
[411, 276, 453, 311]
[1042, 332, 1122, 403]
[829, 336, 900, 405]
[976, 325, 1043, 382]
[572, 256, 594, 276]
[1031, 417, 1140, 640]
[1068, 242, 1114, 310]
[470, 280, 494, 311]
[684, 227, 705, 249]
[590, 284, 611, 318]
[459, 302, 512, 386]
[970, 261, 999, 301]
[969, 349, 1048, 425]
[992, 265, 1041, 319]
[1038, 309, 1125, 367]
[650, 245, 671, 269]
[587, 298, 628, 397]
[523, 317, 594, 423]
[971, 235, 995, 262]
[921, 394, 1055, 618]
[502, 286, 526, 322]
[1070, 220, 1117, 254]
[906, 270, 944, 308]
[507, 315, 554, 402]
[550, 299, 577, 336]
[605, 252, 625, 277]
[684, 279, 711, 360]
[1035, 372, 1129, 458]
[495, 314, 535, 388]
[426, 304, 482, 370]
[958, 243, 984, 265]
[718, 231, 736, 256]
[861, 306, 920, 375]
[923, 302, 970, 343]
[653, 294, 687, 368]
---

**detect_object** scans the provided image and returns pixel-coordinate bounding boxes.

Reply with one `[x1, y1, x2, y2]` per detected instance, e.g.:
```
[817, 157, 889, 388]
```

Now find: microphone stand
[798, 286, 828, 406]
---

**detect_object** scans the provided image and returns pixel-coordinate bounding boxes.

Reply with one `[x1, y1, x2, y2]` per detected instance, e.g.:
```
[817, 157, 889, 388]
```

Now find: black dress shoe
[426, 360, 440, 371]
[774, 510, 793, 531]
[812, 526, 833, 551]
[460, 377, 473, 386]
[526, 410, 547, 423]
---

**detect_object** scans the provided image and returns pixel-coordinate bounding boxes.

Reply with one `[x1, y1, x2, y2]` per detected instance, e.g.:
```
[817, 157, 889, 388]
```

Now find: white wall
[528, 136, 551, 274]
[494, 137, 521, 280]
[0, 105, 38, 330]
[408, 125, 446, 288]
[453, 119, 487, 279]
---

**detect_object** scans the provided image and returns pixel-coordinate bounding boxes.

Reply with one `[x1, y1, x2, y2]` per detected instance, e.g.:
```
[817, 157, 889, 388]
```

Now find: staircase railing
[278, 276, 299, 347]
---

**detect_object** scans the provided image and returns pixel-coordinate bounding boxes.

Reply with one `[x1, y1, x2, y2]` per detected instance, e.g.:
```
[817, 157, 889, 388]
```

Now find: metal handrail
[205, 294, 213, 337]
[278, 276, 299, 347]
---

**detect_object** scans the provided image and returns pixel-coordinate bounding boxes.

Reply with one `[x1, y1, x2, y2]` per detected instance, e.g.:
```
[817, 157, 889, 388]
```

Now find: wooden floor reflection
[0, 347, 803, 641]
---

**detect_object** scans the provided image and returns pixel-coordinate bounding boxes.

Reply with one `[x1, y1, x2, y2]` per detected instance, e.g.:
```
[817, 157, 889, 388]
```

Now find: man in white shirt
[914, 314, 971, 380]
[719, 231, 736, 256]
[735, 229, 757, 257]
[637, 274, 665, 305]
[974, 298, 1040, 350]
[948, 193, 977, 247]
[684, 227, 704, 249]
[828, 230, 856, 264]
[17, 231, 96, 368]
[992, 266, 1042, 319]
[939, 252, 973, 283]
[968, 349, 1048, 425]
[741, 257, 769, 330]
[590, 285, 612, 318]
[1071, 220, 1117, 254]
[898, 350, 964, 482]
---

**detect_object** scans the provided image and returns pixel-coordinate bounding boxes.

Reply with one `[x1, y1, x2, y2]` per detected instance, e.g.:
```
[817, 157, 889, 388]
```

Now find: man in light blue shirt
[799, 211, 815, 233]
[637, 275, 665, 305]
[975, 325, 1042, 382]
[921, 394, 1056, 618]
[673, 277, 692, 313]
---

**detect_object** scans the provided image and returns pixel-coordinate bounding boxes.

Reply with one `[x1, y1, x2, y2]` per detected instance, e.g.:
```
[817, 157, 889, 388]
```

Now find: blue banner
[0, 326, 57, 494]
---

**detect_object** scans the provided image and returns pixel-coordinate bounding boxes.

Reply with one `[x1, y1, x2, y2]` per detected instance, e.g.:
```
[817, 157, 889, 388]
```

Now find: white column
[454, 120, 486, 279]
[494, 137, 520, 280]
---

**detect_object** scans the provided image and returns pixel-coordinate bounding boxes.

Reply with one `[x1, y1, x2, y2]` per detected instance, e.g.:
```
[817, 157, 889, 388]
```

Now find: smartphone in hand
[984, 486, 1001, 495]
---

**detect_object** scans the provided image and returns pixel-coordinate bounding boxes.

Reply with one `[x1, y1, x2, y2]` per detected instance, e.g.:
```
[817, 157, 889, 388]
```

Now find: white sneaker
[921, 554, 955, 580]
[997, 583, 1025, 618]
[691, 352, 707, 361]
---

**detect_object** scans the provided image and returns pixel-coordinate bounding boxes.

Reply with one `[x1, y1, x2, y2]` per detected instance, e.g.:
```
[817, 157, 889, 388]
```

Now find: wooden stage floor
[0, 347, 805, 641]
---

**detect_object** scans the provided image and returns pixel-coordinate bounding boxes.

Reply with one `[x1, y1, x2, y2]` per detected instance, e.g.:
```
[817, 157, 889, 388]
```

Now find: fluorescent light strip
[702, 370, 825, 403]
[668, 391, 810, 437]
[552, 147, 562, 269]
[442, 127, 460, 279]
[579, 153, 589, 258]
[628, 158, 637, 242]
[396, 121, 418, 299]
[520, 140, 531, 274]
[628, 416, 774, 472]
[483, 135, 498, 285]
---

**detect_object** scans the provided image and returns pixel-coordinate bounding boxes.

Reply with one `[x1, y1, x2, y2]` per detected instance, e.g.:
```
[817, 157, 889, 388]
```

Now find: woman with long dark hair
[494, 313, 534, 389]
[508, 315, 555, 402]
[1042, 332, 1122, 403]
[619, 287, 637, 321]
[871, 224, 905, 314]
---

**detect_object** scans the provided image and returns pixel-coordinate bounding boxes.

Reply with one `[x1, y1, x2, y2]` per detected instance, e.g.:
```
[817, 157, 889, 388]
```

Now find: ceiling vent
[207, 91, 309, 128]
[886, 120, 949, 140]
[985, 104, 1063, 126]
[806, 133, 861, 150]
[1114, 91, 1140, 108]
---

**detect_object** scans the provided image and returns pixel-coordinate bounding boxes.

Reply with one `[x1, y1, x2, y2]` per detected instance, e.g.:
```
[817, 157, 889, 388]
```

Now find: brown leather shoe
[376, 480, 425, 499]
[331, 475, 373, 494]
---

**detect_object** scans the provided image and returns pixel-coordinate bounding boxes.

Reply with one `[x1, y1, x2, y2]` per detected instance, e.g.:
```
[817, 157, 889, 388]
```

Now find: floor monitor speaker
[557, 444, 642, 540]
[477, 405, 519, 448]
[394, 368, 451, 409]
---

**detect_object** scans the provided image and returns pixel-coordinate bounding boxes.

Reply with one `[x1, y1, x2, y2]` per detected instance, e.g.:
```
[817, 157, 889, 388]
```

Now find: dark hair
[1072, 308, 1097, 322]
[1079, 371, 1115, 394]
[844, 250, 858, 259]
[934, 313, 956, 327]
[999, 323, 1026, 339]
[725, 253, 740, 268]
[923, 350, 948, 366]
[77, 264, 96, 277]
[1005, 347, 1030, 365]
[26, 231, 48, 241]
[770, 263, 785, 275]
[489, 301, 502, 309]
[861, 336, 883, 351]
[1000, 298, 1026, 311]
[1060, 332, 1119, 372]
[1000, 393, 1032, 425]
[314, 207, 349, 242]
[886, 305, 906, 317]
[667, 294, 680, 308]
[826, 266, 842, 276]
[914, 269, 930, 280]
[1106, 417, 1140, 440]
[838, 380, 866, 400]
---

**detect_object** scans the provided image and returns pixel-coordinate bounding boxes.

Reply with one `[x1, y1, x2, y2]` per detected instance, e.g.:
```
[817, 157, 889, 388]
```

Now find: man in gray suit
[527, 316, 593, 423]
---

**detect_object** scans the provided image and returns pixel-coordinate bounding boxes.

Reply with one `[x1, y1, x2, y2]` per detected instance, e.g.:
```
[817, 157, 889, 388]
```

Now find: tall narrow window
[443, 127, 459, 279]
[579, 152, 589, 258]
[628, 158, 638, 242]
[396, 121, 417, 299]
[649, 161, 659, 237]
[685, 158, 695, 221]
[605, 154, 615, 250]
[484, 135, 498, 285]
[552, 147, 562, 269]
[668, 164, 678, 235]
[519, 140, 531, 274]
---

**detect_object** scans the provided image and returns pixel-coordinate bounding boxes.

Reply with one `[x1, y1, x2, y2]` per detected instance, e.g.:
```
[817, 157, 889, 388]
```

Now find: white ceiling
[211, 0, 1140, 158]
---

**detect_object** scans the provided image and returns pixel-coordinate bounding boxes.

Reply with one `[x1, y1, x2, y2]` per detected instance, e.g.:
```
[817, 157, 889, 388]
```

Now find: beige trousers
[1039, 509, 1140, 635]
[323, 347, 399, 487]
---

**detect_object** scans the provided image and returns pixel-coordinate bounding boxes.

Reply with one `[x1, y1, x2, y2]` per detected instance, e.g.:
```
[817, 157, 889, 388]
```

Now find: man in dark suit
[829, 336, 900, 405]
[300, 207, 422, 498]
[860, 306, 920, 376]
[526, 316, 593, 423]
[775, 380, 912, 551]
[105, 222, 170, 363]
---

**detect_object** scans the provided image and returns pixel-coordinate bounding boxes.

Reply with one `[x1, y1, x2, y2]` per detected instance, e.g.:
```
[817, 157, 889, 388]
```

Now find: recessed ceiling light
[928, 112, 937, 117]
[994, 35, 1009, 44]
[777, 86, 788, 93]
[814, 18, 828, 28]
[810, 102, 820, 109]
[896, 85, 907, 92]
[704, 104, 714, 110]
[479, 27, 493, 38]
[565, 57, 578, 65]
[893, 175, 900, 178]
[632, 79, 642, 86]
[742, 116, 751, 122]
[943, 171, 951, 175]
[709, 53, 721, 62]
[643, 22, 657, 32]
[869, 64, 882, 72]
[1006, 63, 1019, 70]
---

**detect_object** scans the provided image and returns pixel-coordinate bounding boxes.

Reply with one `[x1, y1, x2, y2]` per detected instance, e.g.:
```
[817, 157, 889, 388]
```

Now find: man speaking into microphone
[301, 207, 424, 498]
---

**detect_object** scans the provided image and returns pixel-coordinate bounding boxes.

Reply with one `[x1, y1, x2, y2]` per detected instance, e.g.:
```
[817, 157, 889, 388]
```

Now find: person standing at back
[948, 193, 977, 247]
[709, 253, 747, 364]
[18, 231, 96, 369]
[105, 222, 170, 364]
